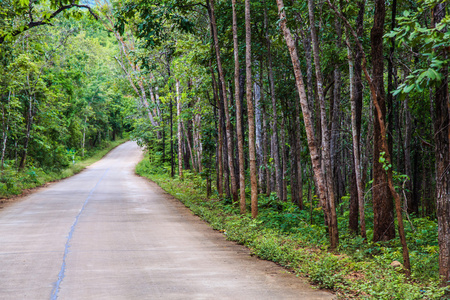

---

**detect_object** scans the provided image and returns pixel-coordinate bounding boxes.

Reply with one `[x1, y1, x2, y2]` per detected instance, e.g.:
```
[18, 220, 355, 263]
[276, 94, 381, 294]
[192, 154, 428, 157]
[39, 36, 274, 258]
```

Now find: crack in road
[50, 168, 110, 300]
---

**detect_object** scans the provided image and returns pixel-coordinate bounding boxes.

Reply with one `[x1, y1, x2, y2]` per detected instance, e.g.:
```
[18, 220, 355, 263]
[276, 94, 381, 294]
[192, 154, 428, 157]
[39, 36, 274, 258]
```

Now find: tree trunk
[276, 0, 338, 248]
[232, 0, 246, 214]
[1, 94, 10, 170]
[176, 79, 183, 179]
[245, 0, 258, 218]
[370, 0, 395, 242]
[19, 94, 34, 170]
[294, 86, 304, 209]
[209, 0, 237, 203]
[210, 62, 223, 197]
[308, 0, 339, 248]
[264, 1, 283, 201]
[404, 96, 414, 213]
[280, 111, 288, 202]
[345, 1, 366, 237]
[255, 72, 264, 196]
[433, 2, 450, 286]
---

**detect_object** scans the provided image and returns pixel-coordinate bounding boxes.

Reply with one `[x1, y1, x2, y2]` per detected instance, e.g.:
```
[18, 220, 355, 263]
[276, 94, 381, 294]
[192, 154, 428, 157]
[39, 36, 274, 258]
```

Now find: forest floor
[0, 141, 334, 299]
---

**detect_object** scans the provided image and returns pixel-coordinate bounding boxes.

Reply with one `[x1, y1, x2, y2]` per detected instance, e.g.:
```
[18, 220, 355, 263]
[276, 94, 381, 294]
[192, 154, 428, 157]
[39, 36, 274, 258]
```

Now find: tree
[275, 0, 339, 249]
[231, 0, 246, 214]
[0, 0, 98, 45]
[245, 0, 258, 218]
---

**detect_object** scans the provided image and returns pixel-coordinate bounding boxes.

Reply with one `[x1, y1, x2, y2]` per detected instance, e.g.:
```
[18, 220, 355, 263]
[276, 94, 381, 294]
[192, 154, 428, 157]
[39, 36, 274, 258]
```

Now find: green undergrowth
[136, 155, 446, 299]
[0, 138, 128, 198]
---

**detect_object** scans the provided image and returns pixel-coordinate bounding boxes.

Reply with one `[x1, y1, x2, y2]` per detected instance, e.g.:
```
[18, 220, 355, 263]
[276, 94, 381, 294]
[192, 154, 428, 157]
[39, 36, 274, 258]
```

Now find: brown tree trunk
[255, 73, 264, 195]
[176, 79, 183, 179]
[210, 65, 223, 198]
[280, 112, 288, 202]
[404, 96, 414, 213]
[206, 0, 229, 197]
[209, 0, 237, 203]
[433, 2, 450, 286]
[19, 94, 34, 170]
[294, 87, 304, 209]
[370, 0, 395, 242]
[276, 0, 338, 248]
[232, 0, 246, 213]
[264, 2, 283, 202]
[245, 0, 258, 218]
[1, 92, 11, 170]
[308, 0, 339, 247]
[345, 0, 366, 237]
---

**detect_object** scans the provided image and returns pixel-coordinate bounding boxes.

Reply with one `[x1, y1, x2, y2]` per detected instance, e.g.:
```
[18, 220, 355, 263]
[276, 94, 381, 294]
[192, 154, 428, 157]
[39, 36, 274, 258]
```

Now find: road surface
[0, 141, 335, 299]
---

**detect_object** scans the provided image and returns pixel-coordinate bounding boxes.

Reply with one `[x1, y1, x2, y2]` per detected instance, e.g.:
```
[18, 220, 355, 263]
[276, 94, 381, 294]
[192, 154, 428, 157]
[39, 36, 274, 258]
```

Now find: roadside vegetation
[0, 137, 128, 198]
[137, 154, 445, 299]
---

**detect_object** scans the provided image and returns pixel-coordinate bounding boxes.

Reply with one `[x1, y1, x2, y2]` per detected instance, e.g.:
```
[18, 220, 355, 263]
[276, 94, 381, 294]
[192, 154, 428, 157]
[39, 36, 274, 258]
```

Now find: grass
[0, 138, 128, 198]
[136, 154, 446, 300]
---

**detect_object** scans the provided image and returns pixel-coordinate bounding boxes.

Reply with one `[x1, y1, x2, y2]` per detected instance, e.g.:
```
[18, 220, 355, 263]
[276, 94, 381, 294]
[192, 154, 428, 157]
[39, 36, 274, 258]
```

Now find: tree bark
[209, 0, 237, 203]
[370, 0, 395, 242]
[245, 0, 258, 218]
[210, 62, 223, 197]
[276, 0, 338, 248]
[19, 93, 34, 170]
[345, 1, 366, 237]
[433, 2, 450, 286]
[176, 79, 183, 179]
[308, 0, 339, 247]
[232, 0, 246, 214]
[264, 1, 283, 201]
[255, 72, 264, 196]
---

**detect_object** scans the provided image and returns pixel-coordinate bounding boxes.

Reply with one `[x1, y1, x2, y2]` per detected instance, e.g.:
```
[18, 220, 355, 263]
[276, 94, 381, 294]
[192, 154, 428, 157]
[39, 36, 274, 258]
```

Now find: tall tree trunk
[294, 88, 304, 209]
[276, 0, 338, 248]
[209, 0, 237, 203]
[176, 79, 183, 179]
[280, 111, 288, 202]
[331, 15, 342, 204]
[308, 0, 339, 247]
[355, 0, 366, 238]
[232, 0, 246, 214]
[370, 0, 395, 242]
[210, 62, 223, 197]
[264, 1, 283, 201]
[433, 2, 450, 286]
[387, 0, 397, 168]
[345, 0, 366, 237]
[346, 32, 358, 234]
[1, 93, 10, 170]
[263, 103, 271, 197]
[404, 96, 414, 213]
[245, 0, 258, 218]
[182, 122, 195, 172]
[19, 94, 34, 170]
[255, 72, 264, 195]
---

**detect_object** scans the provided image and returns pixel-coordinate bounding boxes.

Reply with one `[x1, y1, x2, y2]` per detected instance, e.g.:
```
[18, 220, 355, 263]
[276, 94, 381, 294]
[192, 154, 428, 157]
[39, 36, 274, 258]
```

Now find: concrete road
[0, 141, 335, 300]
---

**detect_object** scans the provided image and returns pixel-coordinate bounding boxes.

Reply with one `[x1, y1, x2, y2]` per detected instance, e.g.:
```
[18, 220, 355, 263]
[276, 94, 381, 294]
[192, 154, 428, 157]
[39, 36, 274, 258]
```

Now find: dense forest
[1, 0, 449, 297]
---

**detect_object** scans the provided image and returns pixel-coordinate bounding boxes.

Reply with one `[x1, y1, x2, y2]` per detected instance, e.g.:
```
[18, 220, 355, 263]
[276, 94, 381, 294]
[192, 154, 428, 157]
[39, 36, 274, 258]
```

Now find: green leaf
[403, 84, 416, 93]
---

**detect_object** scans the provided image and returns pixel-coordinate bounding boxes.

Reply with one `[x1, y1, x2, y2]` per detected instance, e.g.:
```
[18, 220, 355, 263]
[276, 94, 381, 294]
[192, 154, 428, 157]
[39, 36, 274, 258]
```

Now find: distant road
[0, 141, 334, 299]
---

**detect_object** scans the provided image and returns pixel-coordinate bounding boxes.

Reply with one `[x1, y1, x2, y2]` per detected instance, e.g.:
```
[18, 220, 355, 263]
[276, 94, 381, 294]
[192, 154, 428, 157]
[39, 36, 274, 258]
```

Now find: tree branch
[0, 3, 99, 44]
